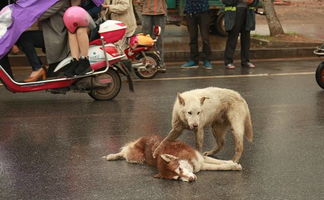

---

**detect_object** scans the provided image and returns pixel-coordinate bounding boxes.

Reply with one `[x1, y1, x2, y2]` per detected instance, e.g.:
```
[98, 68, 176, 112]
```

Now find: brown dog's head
[154, 154, 197, 182]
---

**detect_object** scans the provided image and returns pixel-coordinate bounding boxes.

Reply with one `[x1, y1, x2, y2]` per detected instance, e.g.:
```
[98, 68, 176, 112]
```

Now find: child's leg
[76, 27, 89, 57]
[68, 32, 80, 59]
[73, 27, 92, 75]
[63, 32, 80, 77]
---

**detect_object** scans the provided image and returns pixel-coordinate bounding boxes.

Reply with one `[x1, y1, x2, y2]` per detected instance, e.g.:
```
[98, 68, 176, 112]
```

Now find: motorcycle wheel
[88, 69, 121, 101]
[315, 61, 324, 89]
[134, 52, 160, 79]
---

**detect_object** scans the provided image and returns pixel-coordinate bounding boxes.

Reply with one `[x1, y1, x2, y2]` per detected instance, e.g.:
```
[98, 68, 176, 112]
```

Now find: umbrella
[0, 0, 59, 59]
[91, 0, 104, 7]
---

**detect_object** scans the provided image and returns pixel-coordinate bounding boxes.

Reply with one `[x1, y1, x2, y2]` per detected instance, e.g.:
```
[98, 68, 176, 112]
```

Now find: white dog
[153, 87, 253, 163]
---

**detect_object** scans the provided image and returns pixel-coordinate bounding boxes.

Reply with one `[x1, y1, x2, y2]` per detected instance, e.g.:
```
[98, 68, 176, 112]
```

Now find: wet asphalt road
[0, 58, 324, 200]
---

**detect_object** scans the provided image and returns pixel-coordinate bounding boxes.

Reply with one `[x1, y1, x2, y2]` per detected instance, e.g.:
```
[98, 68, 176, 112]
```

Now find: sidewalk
[8, 1, 324, 66]
[161, 24, 321, 63]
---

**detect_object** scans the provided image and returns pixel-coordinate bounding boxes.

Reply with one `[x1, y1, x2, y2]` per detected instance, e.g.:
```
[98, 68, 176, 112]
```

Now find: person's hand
[11, 45, 20, 54]
[246, 0, 254, 4]
[101, 3, 109, 8]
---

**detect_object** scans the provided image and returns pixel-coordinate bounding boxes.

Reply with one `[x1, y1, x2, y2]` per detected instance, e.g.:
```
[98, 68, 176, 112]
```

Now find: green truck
[167, 0, 228, 36]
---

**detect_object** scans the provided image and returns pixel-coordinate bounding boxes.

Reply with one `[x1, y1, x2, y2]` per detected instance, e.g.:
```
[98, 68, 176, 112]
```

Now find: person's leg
[186, 14, 199, 64]
[63, 31, 80, 77]
[74, 27, 91, 75]
[17, 31, 47, 82]
[240, 9, 253, 67]
[152, 15, 166, 66]
[240, 30, 251, 65]
[142, 15, 153, 36]
[17, 31, 44, 71]
[65, 27, 91, 76]
[224, 8, 246, 67]
[68, 32, 80, 59]
[199, 11, 211, 61]
[76, 27, 89, 57]
[199, 11, 212, 68]
[0, 54, 13, 78]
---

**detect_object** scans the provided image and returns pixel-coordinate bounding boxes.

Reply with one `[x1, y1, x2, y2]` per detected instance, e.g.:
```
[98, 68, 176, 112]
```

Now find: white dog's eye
[188, 112, 192, 115]
[197, 112, 200, 115]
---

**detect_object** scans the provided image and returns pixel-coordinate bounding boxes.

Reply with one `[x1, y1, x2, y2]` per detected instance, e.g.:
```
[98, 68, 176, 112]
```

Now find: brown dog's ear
[177, 93, 185, 106]
[160, 154, 178, 163]
[200, 96, 209, 105]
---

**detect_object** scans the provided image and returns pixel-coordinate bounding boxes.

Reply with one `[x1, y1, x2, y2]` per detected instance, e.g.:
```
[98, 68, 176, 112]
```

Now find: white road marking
[0, 71, 315, 86]
[133, 71, 315, 82]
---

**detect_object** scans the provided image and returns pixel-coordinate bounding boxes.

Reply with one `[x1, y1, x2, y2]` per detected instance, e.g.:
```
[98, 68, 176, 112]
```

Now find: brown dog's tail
[103, 152, 125, 161]
[244, 110, 253, 142]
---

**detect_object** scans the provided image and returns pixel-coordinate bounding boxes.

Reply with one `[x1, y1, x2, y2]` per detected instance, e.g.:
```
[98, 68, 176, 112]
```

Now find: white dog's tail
[244, 111, 253, 142]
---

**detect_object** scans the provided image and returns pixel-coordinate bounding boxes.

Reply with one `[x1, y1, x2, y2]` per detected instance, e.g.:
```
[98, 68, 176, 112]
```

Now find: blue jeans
[142, 15, 166, 64]
[17, 31, 45, 71]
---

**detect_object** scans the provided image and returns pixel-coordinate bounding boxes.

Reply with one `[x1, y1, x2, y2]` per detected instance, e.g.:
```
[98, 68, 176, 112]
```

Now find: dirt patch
[268, 34, 322, 43]
[255, 0, 324, 42]
[252, 33, 322, 48]
[258, 0, 324, 24]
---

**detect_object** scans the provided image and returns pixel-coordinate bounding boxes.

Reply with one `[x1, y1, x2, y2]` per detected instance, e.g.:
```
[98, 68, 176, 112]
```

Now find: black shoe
[64, 58, 79, 77]
[74, 57, 92, 75]
[158, 64, 166, 73]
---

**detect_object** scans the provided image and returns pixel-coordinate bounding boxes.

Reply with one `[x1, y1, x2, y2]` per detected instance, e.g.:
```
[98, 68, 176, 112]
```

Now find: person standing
[181, 0, 212, 69]
[38, 0, 70, 77]
[139, 0, 167, 72]
[223, 0, 259, 69]
[102, 0, 137, 50]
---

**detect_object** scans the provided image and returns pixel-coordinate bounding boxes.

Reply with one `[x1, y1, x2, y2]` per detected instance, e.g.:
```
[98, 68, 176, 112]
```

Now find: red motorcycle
[0, 20, 133, 101]
[124, 26, 163, 79]
[314, 44, 324, 89]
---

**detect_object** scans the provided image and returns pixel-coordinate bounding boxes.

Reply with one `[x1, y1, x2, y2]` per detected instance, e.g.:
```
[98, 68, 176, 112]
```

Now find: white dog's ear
[200, 96, 209, 105]
[160, 154, 178, 163]
[177, 93, 185, 106]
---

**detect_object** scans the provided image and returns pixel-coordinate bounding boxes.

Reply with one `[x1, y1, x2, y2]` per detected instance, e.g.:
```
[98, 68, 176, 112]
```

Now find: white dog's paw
[234, 163, 242, 171]
[203, 151, 213, 156]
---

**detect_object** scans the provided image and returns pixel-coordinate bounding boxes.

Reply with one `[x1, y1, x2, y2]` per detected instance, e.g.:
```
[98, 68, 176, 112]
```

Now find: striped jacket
[141, 0, 167, 15]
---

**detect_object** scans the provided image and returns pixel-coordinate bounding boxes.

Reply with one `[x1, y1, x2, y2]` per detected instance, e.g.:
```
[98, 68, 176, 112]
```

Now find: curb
[164, 47, 316, 62]
[9, 47, 316, 66]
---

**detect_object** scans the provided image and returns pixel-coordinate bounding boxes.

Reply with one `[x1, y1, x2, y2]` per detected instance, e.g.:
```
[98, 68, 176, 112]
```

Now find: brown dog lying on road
[103, 135, 242, 182]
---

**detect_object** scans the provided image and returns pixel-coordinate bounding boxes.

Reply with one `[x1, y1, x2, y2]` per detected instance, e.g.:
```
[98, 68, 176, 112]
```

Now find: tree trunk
[262, 0, 285, 36]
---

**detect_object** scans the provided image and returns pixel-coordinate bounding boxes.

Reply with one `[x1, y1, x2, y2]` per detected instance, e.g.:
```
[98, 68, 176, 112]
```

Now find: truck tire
[215, 12, 227, 37]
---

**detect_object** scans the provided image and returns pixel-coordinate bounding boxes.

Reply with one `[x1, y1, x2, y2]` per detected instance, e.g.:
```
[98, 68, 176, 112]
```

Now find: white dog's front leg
[153, 126, 184, 158]
[201, 162, 242, 171]
[195, 128, 204, 152]
[203, 156, 235, 165]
